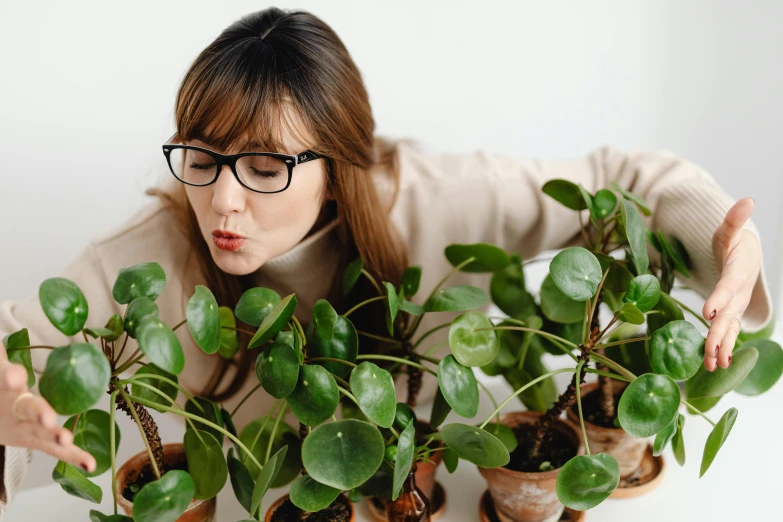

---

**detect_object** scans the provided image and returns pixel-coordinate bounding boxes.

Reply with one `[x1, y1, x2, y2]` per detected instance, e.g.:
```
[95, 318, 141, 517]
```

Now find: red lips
[212, 229, 245, 239]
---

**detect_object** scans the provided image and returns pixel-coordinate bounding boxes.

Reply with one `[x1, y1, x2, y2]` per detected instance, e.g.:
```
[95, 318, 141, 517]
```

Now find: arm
[395, 142, 772, 359]
[0, 241, 115, 517]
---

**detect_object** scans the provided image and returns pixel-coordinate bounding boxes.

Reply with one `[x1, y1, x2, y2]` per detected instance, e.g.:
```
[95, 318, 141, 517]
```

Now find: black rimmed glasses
[161, 134, 323, 194]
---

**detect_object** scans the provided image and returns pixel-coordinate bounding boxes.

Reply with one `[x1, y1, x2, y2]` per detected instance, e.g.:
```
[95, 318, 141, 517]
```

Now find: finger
[718, 318, 742, 369]
[704, 352, 718, 372]
[0, 361, 29, 391]
[15, 393, 58, 428]
[702, 274, 744, 323]
[705, 312, 735, 359]
[714, 198, 755, 251]
[20, 422, 96, 472]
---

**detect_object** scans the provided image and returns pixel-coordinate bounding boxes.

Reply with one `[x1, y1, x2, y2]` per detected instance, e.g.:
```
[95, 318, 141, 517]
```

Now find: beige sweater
[0, 141, 773, 518]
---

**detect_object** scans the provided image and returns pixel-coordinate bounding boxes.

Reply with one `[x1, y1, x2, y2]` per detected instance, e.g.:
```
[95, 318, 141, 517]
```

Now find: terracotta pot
[565, 381, 647, 479]
[265, 493, 355, 522]
[477, 411, 584, 522]
[115, 443, 216, 522]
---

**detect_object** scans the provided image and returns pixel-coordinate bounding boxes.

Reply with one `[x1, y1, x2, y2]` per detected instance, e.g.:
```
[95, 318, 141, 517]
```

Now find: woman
[0, 7, 772, 516]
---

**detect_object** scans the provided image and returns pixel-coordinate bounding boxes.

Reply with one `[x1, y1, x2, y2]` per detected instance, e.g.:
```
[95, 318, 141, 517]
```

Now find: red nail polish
[715, 345, 720, 356]
[710, 310, 716, 320]
[55, 433, 62, 445]
[82, 463, 90, 472]
[728, 356, 732, 368]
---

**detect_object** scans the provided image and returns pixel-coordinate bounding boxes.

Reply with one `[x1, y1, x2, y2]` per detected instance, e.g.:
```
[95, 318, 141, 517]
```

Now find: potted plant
[431, 180, 783, 520]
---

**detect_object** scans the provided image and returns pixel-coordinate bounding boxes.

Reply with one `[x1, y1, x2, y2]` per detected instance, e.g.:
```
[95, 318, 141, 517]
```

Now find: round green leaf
[649, 320, 704, 380]
[287, 365, 339, 426]
[540, 274, 584, 324]
[423, 285, 489, 313]
[89, 510, 133, 522]
[308, 315, 358, 378]
[542, 179, 588, 210]
[52, 460, 102, 503]
[131, 469, 195, 522]
[248, 294, 298, 349]
[136, 317, 184, 375]
[238, 415, 302, 486]
[40, 343, 111, 415]
[623, 275, 661, 313]
[235, 288, 281, 327]
[685, 346, 759, 399]
[256, 341, 300, 399]
[227, 448, 254, 513]
[289, 474, 341, 513]
[735, 339, 783, 396]
[302, 419, 385, 490]
[591, 189, 618, 220]
[594, 254, 634, 294]
[619, 199, 649, 275]
[556, 453, 619, 510]
[617, 303, 645, 325]
[350, 362, 396, 428]
[124, 297, 159, 339]
[131, 364, 178, 414]
[448, 311, 499, 367]
[402, 265, 422, 297]
[438, 355, 479, 418]
[313, 299, 338, 340]
[218, 306, 239, 358]
[112, 262, 166, 305]
[549, 247, 603, 302]
[490, 254, 537, 319]
[39, 277, 89, 336]
[653, 415, 678, 457]
[343, 256, 363, 296]
[482, 422, 518, 453]
[394, 402, 417, 431]
[64, 409, 120, 477]
[184, 429, 228, 500]
[700, 408, 738, 477]
[185, 397, 224, 446]
[440, 423, 510, 468]
[186, 286, 221, 355]
[617, 373, 680, 438]
[384, 282, 399, 336]
[444, 243, 511, 273]
[392, 421, 416, 500]
[610, 181, 651, 216]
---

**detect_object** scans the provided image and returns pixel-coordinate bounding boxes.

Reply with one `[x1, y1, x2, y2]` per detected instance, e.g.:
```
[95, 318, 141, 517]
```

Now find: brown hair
[146, 8, 415, 402]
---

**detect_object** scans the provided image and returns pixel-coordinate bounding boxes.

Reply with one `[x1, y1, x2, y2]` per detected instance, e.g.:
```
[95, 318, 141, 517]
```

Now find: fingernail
[728, 356, 732, 368]
[710, 310, 716, 320]
[82, 463, 90, 472]
[715, 345, 720, 356]
[55, 433, 62, 445]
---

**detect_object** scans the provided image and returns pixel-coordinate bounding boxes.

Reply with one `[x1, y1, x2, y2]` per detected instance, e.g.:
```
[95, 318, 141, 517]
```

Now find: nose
[211, 164, 246, 215]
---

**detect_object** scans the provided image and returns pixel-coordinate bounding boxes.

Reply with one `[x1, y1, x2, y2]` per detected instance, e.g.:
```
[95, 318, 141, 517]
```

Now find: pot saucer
[610, 444, 665, 499]
[367, 481, 446, 521]
[479, 490, 585, 522]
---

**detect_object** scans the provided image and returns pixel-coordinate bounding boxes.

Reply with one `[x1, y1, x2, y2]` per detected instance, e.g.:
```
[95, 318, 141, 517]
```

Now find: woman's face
[184, 116, 332, 276]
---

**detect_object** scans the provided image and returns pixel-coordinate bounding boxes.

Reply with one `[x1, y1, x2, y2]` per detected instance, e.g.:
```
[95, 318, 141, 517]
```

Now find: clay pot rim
[478, 410, 584, 479]
[265, 492, 355, 522]
[115, 442, 208, 514]
[566, 381, 628, 434]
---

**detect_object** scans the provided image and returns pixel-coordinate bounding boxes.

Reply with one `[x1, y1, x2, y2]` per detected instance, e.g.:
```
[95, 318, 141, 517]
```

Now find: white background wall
[1, 0, 782, 518]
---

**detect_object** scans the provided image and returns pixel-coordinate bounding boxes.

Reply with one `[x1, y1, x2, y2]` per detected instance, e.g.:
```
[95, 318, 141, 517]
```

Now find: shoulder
[88, 197, 194, 286]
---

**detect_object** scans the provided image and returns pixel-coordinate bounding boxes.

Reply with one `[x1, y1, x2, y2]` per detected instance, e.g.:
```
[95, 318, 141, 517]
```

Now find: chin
[210, 247, 261, 276]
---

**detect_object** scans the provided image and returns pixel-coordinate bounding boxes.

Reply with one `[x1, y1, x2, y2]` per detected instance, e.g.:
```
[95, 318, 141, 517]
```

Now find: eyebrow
[189, 132, 295, 154]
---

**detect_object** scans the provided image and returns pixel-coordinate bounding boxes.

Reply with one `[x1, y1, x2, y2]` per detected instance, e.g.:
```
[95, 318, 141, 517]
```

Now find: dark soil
[504, 423, 578, 473]
[577, 386, 623, 428]
[270, 495, 352, 522]
[121, 453, 188, 503]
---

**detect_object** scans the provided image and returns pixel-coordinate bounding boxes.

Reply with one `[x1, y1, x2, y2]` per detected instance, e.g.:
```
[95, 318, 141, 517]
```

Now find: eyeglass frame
[161, 133, 324, 194]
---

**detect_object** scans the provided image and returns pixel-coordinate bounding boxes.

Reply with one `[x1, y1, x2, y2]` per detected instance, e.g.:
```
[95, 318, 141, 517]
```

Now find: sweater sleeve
[0, 240, 121, 518]
[397, 143, 773, 333]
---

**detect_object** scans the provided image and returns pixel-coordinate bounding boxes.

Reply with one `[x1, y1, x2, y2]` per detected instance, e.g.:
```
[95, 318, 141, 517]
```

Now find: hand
[0, 345, 96, 473]
[701, 198, 761, 372]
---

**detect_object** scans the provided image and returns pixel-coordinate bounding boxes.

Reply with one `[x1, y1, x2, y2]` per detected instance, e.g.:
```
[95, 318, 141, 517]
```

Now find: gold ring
[12, 391, 35, 420]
